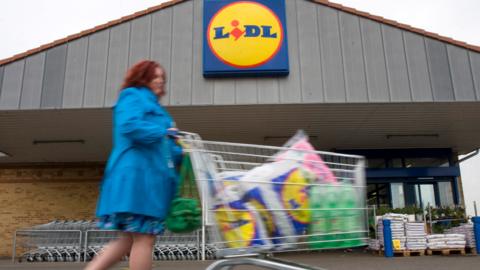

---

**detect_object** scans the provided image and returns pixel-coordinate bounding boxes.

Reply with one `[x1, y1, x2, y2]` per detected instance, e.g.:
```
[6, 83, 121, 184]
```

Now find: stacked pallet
[427, 234, 465, 249]
[445, 224, 476, 250]
[377, 214, 407, 250]
[405, 222, 427, 251]
[377, 249, 425, 257]
[368, 239, 381, 251]
[426, 234, 466, 255]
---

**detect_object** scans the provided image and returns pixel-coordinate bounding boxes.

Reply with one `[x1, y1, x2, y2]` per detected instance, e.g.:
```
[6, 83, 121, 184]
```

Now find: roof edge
[1, 0, 479, 66]
[0, 0, 188, 66]
[312, 0, 480, 52]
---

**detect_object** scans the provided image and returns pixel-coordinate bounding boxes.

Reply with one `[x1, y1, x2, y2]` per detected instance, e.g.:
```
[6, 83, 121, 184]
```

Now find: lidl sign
[203, 0, 289, 77]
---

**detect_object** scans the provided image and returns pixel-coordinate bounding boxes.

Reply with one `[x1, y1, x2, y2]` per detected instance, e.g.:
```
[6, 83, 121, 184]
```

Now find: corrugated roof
[0, 0, 479, 66]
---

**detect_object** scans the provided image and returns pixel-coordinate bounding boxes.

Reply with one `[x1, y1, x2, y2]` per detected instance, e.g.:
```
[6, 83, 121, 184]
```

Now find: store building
[1, 0, 479, 257]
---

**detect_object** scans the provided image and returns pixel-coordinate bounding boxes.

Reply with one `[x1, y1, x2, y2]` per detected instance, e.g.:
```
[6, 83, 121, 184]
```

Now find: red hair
[121, 60, 165, 90]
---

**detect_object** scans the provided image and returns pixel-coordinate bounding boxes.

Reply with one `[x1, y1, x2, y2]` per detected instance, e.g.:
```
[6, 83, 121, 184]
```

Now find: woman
[86, 60, 182, 270]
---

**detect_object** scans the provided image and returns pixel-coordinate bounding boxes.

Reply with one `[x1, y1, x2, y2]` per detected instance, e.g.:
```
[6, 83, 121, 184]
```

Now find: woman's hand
[167, 128, 179, 138]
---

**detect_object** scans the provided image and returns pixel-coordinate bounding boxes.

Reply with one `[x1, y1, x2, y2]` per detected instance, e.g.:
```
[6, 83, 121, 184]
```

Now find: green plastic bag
[166, 153, 202, 233]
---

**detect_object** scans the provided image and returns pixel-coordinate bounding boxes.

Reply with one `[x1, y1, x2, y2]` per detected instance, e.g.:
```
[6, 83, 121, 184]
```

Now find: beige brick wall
[0, 164, 103, 258]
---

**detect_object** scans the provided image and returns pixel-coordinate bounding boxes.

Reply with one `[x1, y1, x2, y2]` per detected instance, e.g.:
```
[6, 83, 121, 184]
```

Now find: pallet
[426, 248, 465, 256]
[405, 250, 426, 256]
[465, 247, 477, 255]
[374, 249, 425, 257]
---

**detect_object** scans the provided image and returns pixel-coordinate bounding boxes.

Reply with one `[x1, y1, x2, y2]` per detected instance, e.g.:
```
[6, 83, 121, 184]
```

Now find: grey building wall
[0, 0, 479, 110]
[0, 66, 5, 105]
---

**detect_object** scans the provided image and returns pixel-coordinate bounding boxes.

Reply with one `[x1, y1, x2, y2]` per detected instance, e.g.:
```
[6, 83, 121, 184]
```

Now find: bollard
[383, 219, 393, 257]
[473, 216, 480, 255]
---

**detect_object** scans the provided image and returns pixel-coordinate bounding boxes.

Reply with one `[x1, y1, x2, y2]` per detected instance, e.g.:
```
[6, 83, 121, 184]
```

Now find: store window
[438, 181, 454, 206]
[367, 183, 390, 207]
[404, 157, 449, 168]
[411, 184, 436, 208]
[390, 183, 405, 209]
[367, 158, 386, 169]
[389, 158, 404, 168]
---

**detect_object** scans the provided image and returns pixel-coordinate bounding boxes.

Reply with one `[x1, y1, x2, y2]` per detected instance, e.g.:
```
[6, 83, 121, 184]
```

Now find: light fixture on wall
[32, 139, 85, 145]
[0, 150, 10, 158]
[386, 134, 439, 139]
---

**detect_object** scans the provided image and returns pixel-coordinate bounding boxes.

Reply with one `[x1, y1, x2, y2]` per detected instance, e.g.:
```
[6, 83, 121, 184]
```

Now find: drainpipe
[458, 149, 479, 163]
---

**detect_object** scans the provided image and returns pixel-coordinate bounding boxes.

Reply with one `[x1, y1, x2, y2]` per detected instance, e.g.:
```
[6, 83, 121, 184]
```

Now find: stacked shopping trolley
[13, 220, 91, 263]
[13, 221, 205, 263]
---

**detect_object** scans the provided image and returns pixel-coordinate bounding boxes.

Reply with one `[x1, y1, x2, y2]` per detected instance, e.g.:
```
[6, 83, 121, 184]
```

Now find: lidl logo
[207, 2, 283, 68]
[203, 0, 289, 77]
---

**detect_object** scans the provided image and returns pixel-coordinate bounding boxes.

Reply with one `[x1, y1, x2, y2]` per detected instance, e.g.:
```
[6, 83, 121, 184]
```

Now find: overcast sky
[1, 0, 479, 60]
[0, 0, 479, 215]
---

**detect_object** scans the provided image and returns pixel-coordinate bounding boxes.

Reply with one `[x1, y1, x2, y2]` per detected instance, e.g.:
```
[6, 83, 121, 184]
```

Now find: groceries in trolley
[273, 131, 337, 183]
[210, 130, 367, 251]
[239, 159, 314, 248]
[309, 184, 364, 249]
[213, 171, 272, 249]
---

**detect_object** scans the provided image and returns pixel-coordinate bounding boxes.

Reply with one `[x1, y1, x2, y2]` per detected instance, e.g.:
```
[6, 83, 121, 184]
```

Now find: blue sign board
[203, 0, 289, 77]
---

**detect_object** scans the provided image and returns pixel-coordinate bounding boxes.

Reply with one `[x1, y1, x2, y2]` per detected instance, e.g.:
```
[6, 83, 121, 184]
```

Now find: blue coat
[96, 87, 182, 219]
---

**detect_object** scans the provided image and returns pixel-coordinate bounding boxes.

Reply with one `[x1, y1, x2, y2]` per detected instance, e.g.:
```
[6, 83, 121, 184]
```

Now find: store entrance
[367, 178, 456, 209]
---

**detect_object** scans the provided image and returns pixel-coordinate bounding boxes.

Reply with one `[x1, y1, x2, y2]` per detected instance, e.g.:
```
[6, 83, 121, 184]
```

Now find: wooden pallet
[406, 250, 426, 256]
[426, 248, 466, 256]
[465, 247, 477, 255]
[375, 249, 425, 257]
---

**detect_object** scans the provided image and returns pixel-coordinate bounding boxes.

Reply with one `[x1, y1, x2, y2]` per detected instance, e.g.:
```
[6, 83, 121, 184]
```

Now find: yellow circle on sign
[207, 1, 283, 68]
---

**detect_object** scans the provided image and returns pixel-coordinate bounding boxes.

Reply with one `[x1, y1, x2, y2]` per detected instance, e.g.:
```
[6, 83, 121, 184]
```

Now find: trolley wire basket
[179, 131, 368, 264]
[13, 229, 83, 263]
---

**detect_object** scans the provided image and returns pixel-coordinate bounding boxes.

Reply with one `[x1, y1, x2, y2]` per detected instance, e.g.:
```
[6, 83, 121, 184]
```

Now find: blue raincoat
[96, 87, 182, 219]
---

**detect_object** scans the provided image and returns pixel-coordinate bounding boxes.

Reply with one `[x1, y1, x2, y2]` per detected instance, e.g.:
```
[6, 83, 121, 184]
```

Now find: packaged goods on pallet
[427, 235, 448, 249]
[383, 213, 408, 222]
[406, 236, 427, 250]
[377, 214, 407, 250]
[444, 234, 467, 249]
[427, 234, 466, 249]
[445, 224, 476, 248]
[405, 222, 426, 236]
[405, 222, 426, 250]
[368, 239, 381, 251]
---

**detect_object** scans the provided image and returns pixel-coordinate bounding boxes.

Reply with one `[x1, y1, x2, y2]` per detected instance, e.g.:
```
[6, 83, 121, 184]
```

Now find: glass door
[367, 183, 390, 208]
[413, 184, 436, 208]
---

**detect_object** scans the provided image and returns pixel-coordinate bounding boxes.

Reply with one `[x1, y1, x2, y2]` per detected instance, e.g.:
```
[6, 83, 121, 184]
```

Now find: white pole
[474, 201, 478, 217]
[428, 203, 432, 233]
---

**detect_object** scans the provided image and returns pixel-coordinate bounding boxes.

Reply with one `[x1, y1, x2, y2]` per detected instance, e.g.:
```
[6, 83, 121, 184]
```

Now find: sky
[0, 0, 479, 215]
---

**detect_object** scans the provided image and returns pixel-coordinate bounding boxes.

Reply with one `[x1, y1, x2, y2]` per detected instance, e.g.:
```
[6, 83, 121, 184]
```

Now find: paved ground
[1, 250, 479, 270]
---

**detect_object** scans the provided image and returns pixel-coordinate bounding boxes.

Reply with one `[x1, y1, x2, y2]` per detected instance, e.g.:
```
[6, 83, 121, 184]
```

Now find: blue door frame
[366, 167, 461, 206]
[340, 148, 462, 207]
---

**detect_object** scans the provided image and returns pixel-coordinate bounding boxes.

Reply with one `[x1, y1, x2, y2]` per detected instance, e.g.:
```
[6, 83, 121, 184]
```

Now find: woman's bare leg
[129, 233, 156, 270]
[84, 233, 133, 270]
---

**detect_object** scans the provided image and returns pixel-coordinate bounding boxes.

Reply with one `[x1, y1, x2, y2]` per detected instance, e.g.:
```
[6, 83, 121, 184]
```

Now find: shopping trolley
[12, 220, 97, 263]
[179, 132, 368, 270]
